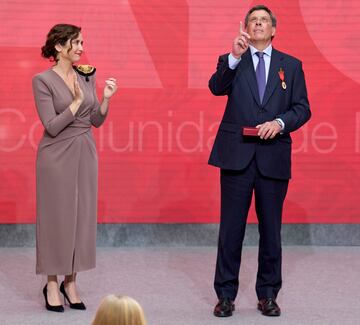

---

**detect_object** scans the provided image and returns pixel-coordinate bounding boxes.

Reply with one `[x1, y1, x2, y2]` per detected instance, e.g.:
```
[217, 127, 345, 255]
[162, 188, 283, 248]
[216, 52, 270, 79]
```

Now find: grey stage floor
[0, 246, 359, 325]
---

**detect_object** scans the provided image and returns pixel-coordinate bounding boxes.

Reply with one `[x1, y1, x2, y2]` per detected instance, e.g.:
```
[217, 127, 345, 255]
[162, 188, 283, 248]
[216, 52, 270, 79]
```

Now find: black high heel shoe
[43, 284, 64, 312]
[60, 281, 86, 310]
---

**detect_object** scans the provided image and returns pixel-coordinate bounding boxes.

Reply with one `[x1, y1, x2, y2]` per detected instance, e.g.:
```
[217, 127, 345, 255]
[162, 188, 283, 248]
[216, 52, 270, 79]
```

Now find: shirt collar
[249, 44, 272, 57]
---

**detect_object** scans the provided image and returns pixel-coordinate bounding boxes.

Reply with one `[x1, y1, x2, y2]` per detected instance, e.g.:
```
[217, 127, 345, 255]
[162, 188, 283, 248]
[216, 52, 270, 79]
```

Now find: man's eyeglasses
[248, 17, 271, 25]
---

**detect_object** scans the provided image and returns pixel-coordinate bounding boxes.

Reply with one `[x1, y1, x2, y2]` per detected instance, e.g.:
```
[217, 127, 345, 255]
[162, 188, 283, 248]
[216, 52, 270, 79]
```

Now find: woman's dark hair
[41, 24, 81, 62]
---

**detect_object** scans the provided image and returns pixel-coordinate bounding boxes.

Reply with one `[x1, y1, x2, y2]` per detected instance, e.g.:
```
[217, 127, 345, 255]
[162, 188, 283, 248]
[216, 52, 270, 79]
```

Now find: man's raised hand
[231, 21, 251, 59]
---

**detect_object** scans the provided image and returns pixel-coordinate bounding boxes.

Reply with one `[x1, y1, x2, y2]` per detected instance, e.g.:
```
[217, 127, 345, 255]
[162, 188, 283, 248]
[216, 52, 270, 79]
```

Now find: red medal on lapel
[278, 68, 286, 89]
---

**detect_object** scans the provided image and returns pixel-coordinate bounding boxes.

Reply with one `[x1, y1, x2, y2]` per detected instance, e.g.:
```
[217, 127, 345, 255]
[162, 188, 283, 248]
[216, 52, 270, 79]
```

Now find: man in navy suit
[209, 5, 311, 317]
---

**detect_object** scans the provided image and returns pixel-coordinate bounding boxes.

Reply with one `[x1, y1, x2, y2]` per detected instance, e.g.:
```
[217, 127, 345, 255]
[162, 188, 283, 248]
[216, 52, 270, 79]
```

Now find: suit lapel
[262, 48, 284, 107]
[237, 50, 261, 107]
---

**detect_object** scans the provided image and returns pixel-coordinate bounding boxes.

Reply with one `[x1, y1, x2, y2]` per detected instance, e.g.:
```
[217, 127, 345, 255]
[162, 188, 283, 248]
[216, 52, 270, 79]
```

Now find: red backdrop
[1, 0, 360, 223]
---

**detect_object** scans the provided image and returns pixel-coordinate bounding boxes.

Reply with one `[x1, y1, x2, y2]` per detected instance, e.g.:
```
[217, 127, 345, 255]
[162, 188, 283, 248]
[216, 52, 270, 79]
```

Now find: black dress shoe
[60, 281, 86, 310]
[213, 298, 235, 317]
[43, 285, 64, 312]
[257, 298, 281, 316]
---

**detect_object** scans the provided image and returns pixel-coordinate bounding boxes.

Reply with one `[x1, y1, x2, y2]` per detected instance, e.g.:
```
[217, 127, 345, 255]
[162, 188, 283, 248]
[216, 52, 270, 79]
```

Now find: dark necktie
[255, 52, 266, 103]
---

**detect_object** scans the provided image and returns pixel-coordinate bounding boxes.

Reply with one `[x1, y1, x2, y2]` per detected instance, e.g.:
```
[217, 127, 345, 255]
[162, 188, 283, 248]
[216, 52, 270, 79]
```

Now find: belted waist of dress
[39, 118, 93, 148]
[70, 117, 92, 129]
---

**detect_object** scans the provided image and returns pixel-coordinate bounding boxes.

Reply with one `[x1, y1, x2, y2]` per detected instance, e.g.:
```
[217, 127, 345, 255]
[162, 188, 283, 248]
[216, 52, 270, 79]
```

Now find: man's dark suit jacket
[208, 48, 311, 180]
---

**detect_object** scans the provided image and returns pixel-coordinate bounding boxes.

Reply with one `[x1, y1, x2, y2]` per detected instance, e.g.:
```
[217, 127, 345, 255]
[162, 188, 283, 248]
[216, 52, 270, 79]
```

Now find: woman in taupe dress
[32, 24, 117, 312]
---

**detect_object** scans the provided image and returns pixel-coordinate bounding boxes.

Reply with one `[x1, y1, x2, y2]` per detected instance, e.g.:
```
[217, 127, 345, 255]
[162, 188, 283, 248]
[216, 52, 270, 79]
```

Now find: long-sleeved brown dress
[32, 68, 106, 275]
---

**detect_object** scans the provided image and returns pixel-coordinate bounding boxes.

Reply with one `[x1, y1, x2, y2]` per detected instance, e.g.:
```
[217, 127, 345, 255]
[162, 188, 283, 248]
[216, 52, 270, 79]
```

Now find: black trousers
[214, 159, 289, 300]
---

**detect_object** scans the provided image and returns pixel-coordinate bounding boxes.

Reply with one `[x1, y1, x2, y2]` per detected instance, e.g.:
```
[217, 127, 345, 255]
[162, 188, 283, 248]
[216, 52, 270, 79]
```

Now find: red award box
[242, 127, 259, 137]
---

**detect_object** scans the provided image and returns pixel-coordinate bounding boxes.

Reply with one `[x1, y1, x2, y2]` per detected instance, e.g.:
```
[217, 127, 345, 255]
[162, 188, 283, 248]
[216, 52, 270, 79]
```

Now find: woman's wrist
[70, 100, 81, 115]
[73, 98, 82, 106]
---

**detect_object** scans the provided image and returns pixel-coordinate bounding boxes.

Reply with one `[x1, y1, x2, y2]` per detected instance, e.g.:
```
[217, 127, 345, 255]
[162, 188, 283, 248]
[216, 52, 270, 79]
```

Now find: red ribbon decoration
[278, 68, 287, 89]
[278, 68, 285, 82]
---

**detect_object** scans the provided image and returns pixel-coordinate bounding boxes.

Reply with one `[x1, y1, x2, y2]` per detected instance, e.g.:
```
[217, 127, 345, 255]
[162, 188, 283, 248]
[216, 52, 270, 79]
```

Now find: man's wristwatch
[274, 119, 282, 127]
[274, 118, 284, 130]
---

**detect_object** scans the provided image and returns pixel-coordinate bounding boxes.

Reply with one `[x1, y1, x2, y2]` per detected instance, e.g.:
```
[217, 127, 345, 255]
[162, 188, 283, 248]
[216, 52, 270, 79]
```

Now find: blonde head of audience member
[92, 295, 147, 325]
